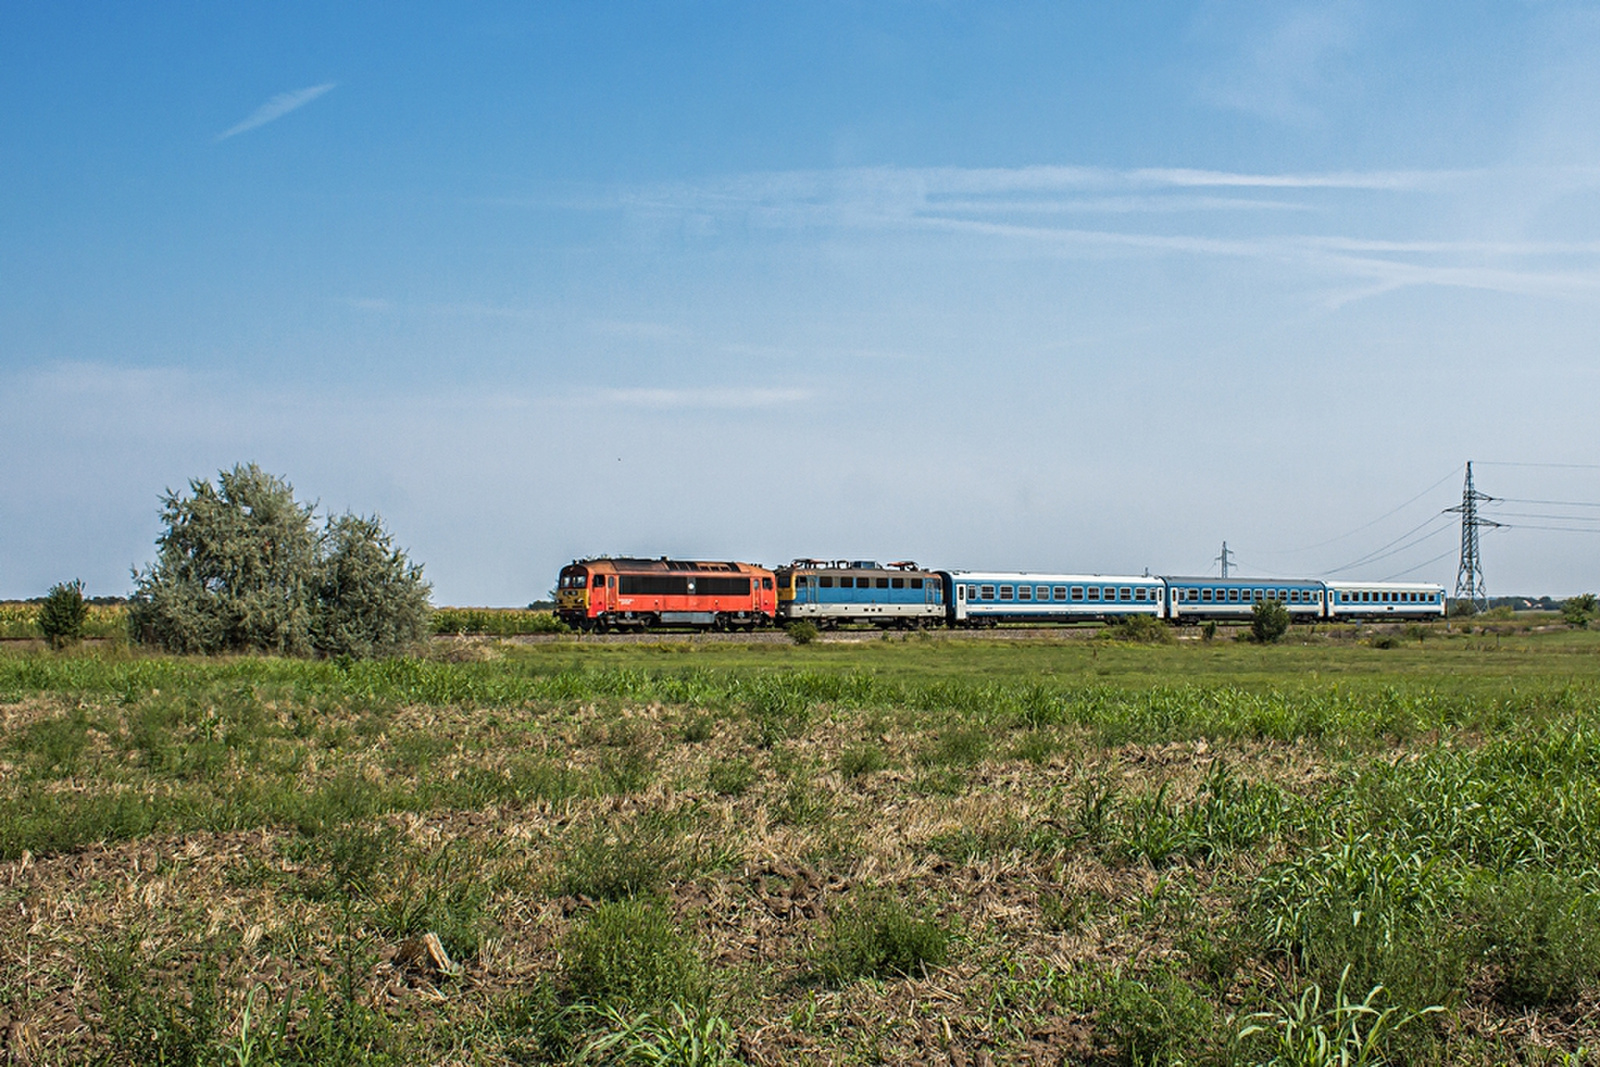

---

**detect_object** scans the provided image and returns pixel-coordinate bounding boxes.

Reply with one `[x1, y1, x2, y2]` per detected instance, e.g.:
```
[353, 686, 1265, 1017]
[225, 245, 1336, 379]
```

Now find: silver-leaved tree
[128, 464, 431, 657]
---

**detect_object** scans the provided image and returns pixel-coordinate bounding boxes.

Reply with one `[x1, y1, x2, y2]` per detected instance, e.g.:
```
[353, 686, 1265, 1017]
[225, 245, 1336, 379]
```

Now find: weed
[1238, 966, 1443, 1067]
[555, 821, 680, 901]
[1469, 870, 1600, 1008]
[563, 898, 709, 1015]
[706, 757, 756, 797]
[680, 714, 716, 744]
[918, 725, 989, 769]
[1078, 962, 1217, 1066]
[836, 741, 887, 779]
[1010, 727, 1062, 764]
[813, 890, 952, 983]
[583, 1004, 746, 1066]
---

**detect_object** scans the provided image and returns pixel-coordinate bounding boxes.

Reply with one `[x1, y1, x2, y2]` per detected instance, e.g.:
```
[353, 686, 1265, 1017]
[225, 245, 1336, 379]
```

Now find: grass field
[2, 622, 1599, 1064]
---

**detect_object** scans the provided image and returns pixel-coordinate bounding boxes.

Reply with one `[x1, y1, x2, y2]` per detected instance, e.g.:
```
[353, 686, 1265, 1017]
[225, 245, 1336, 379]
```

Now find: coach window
[1018, 586, 1032, 601]
[1224, 589, 1236, 602]
[981, 585, 995, 600]
[1072, 587, 1085, 601]
[1054, 587, 1067, 600]
[891, 577, 905, 589]
[1201, 589, 1213, 602]
[999, 586, 1014, 600]
[1117, 588, 1129, 601]
[1087, 587, 1100, 601]
[1134, 588, 1146, 601]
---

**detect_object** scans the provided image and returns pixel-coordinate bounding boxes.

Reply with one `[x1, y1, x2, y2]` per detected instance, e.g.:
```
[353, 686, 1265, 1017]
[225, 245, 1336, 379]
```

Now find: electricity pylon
[1446, 461, 1500, 612]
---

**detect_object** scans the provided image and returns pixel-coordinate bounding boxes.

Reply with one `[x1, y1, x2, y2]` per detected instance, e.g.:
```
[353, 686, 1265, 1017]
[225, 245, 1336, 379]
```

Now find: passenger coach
[1324, 581, 1446, 620]
[1164, 577, 1326, 624]
[556, 557, 777, 632]
[943, 572, 1165, 626]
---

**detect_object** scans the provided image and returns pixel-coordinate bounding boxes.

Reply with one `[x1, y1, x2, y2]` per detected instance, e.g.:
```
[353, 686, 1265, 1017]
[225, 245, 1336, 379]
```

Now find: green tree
[1563, 593, 1597, 629]
[129, 464, 430, 658]
[1251, 598, 1291, 643]
[313, 513, 432, 658]
[37, 579, 88, 649]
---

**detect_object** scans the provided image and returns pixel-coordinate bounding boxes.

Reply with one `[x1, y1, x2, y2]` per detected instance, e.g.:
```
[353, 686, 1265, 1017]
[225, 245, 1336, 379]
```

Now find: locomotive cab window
[762, 577, 773, 590]
[592, 574, 606, 588]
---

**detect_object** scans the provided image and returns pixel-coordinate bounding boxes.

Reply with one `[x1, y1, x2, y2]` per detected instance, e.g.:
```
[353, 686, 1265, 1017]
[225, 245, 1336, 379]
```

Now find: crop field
[3, 623, 1600, 1065]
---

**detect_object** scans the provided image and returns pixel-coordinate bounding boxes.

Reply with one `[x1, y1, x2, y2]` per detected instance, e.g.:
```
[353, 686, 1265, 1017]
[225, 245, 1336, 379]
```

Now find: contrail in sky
[216, 83, 336, 141]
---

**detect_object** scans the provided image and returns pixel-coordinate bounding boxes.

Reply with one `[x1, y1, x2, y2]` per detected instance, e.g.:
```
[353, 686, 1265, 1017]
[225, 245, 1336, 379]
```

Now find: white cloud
[216, 83, 337, 141]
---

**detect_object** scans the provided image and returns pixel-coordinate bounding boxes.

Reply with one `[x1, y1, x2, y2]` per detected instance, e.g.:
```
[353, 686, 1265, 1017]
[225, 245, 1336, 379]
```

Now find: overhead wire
[1319, 512, 1455, 576]
[1255, 464, 1462, 555]
[1380, 547, 1458, 581]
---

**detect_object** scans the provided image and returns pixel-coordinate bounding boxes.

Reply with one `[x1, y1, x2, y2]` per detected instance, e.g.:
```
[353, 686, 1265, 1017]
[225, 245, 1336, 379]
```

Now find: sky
[4, 1, 1600, 605]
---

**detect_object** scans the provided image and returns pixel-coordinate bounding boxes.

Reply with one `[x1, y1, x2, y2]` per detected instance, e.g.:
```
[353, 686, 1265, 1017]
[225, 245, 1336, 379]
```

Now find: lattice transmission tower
[1446, 461, 1501, 612]
[1214, 541, 1234, 579]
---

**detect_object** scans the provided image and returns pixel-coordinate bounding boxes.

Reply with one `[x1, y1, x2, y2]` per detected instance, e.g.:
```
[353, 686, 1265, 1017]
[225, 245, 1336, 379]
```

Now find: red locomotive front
[556, 557, 777, 632]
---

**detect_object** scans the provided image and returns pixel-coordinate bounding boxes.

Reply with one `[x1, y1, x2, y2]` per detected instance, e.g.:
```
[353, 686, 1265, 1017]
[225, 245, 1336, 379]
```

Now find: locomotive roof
[572, 557, 753, 573]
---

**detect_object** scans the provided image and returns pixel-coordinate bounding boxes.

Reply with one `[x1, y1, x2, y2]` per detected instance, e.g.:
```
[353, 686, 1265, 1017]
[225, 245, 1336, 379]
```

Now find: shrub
[1470, 871, 1600, 1008]
[563, 899, 708, 1014]
[1562, 594, 1597, 630]
[37, 579, 88, 649]
[1101, 613, 1173, 644]
[1251, 599, 1291, 643]
[1088, 963, 1216, 1066]
[128, 463, 430, 658]
[786, 621, 819, 646]
[1448, 599, 1478, 619]
[1202, 620, 1218, 642]
[313, 513, 432, 659]
[555, 824, 676, 901]
[813, 891, 951, 983]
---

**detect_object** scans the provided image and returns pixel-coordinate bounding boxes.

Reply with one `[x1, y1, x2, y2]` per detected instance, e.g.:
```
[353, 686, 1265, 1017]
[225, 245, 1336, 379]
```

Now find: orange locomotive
[556, 557, 778, 632]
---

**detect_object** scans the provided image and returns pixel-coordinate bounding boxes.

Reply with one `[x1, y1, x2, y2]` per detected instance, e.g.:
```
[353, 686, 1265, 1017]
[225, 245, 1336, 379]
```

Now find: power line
[1256, 464, 1462, 555]
[1380, 547, 1457, 581]
[1501, 523, 1600, 534]
[1496, 497, 1600, 509]
[1477, 461, 1600, 470]
[1320, 512, 1454, 576]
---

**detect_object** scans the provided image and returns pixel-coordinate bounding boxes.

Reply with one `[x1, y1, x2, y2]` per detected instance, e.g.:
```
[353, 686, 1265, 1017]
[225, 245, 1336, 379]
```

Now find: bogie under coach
[557, 557, 777, 632]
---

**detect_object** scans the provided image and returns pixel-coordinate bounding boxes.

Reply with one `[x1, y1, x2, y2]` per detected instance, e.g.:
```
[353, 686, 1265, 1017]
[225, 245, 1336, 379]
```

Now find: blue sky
[4, 2, 1600, 604]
